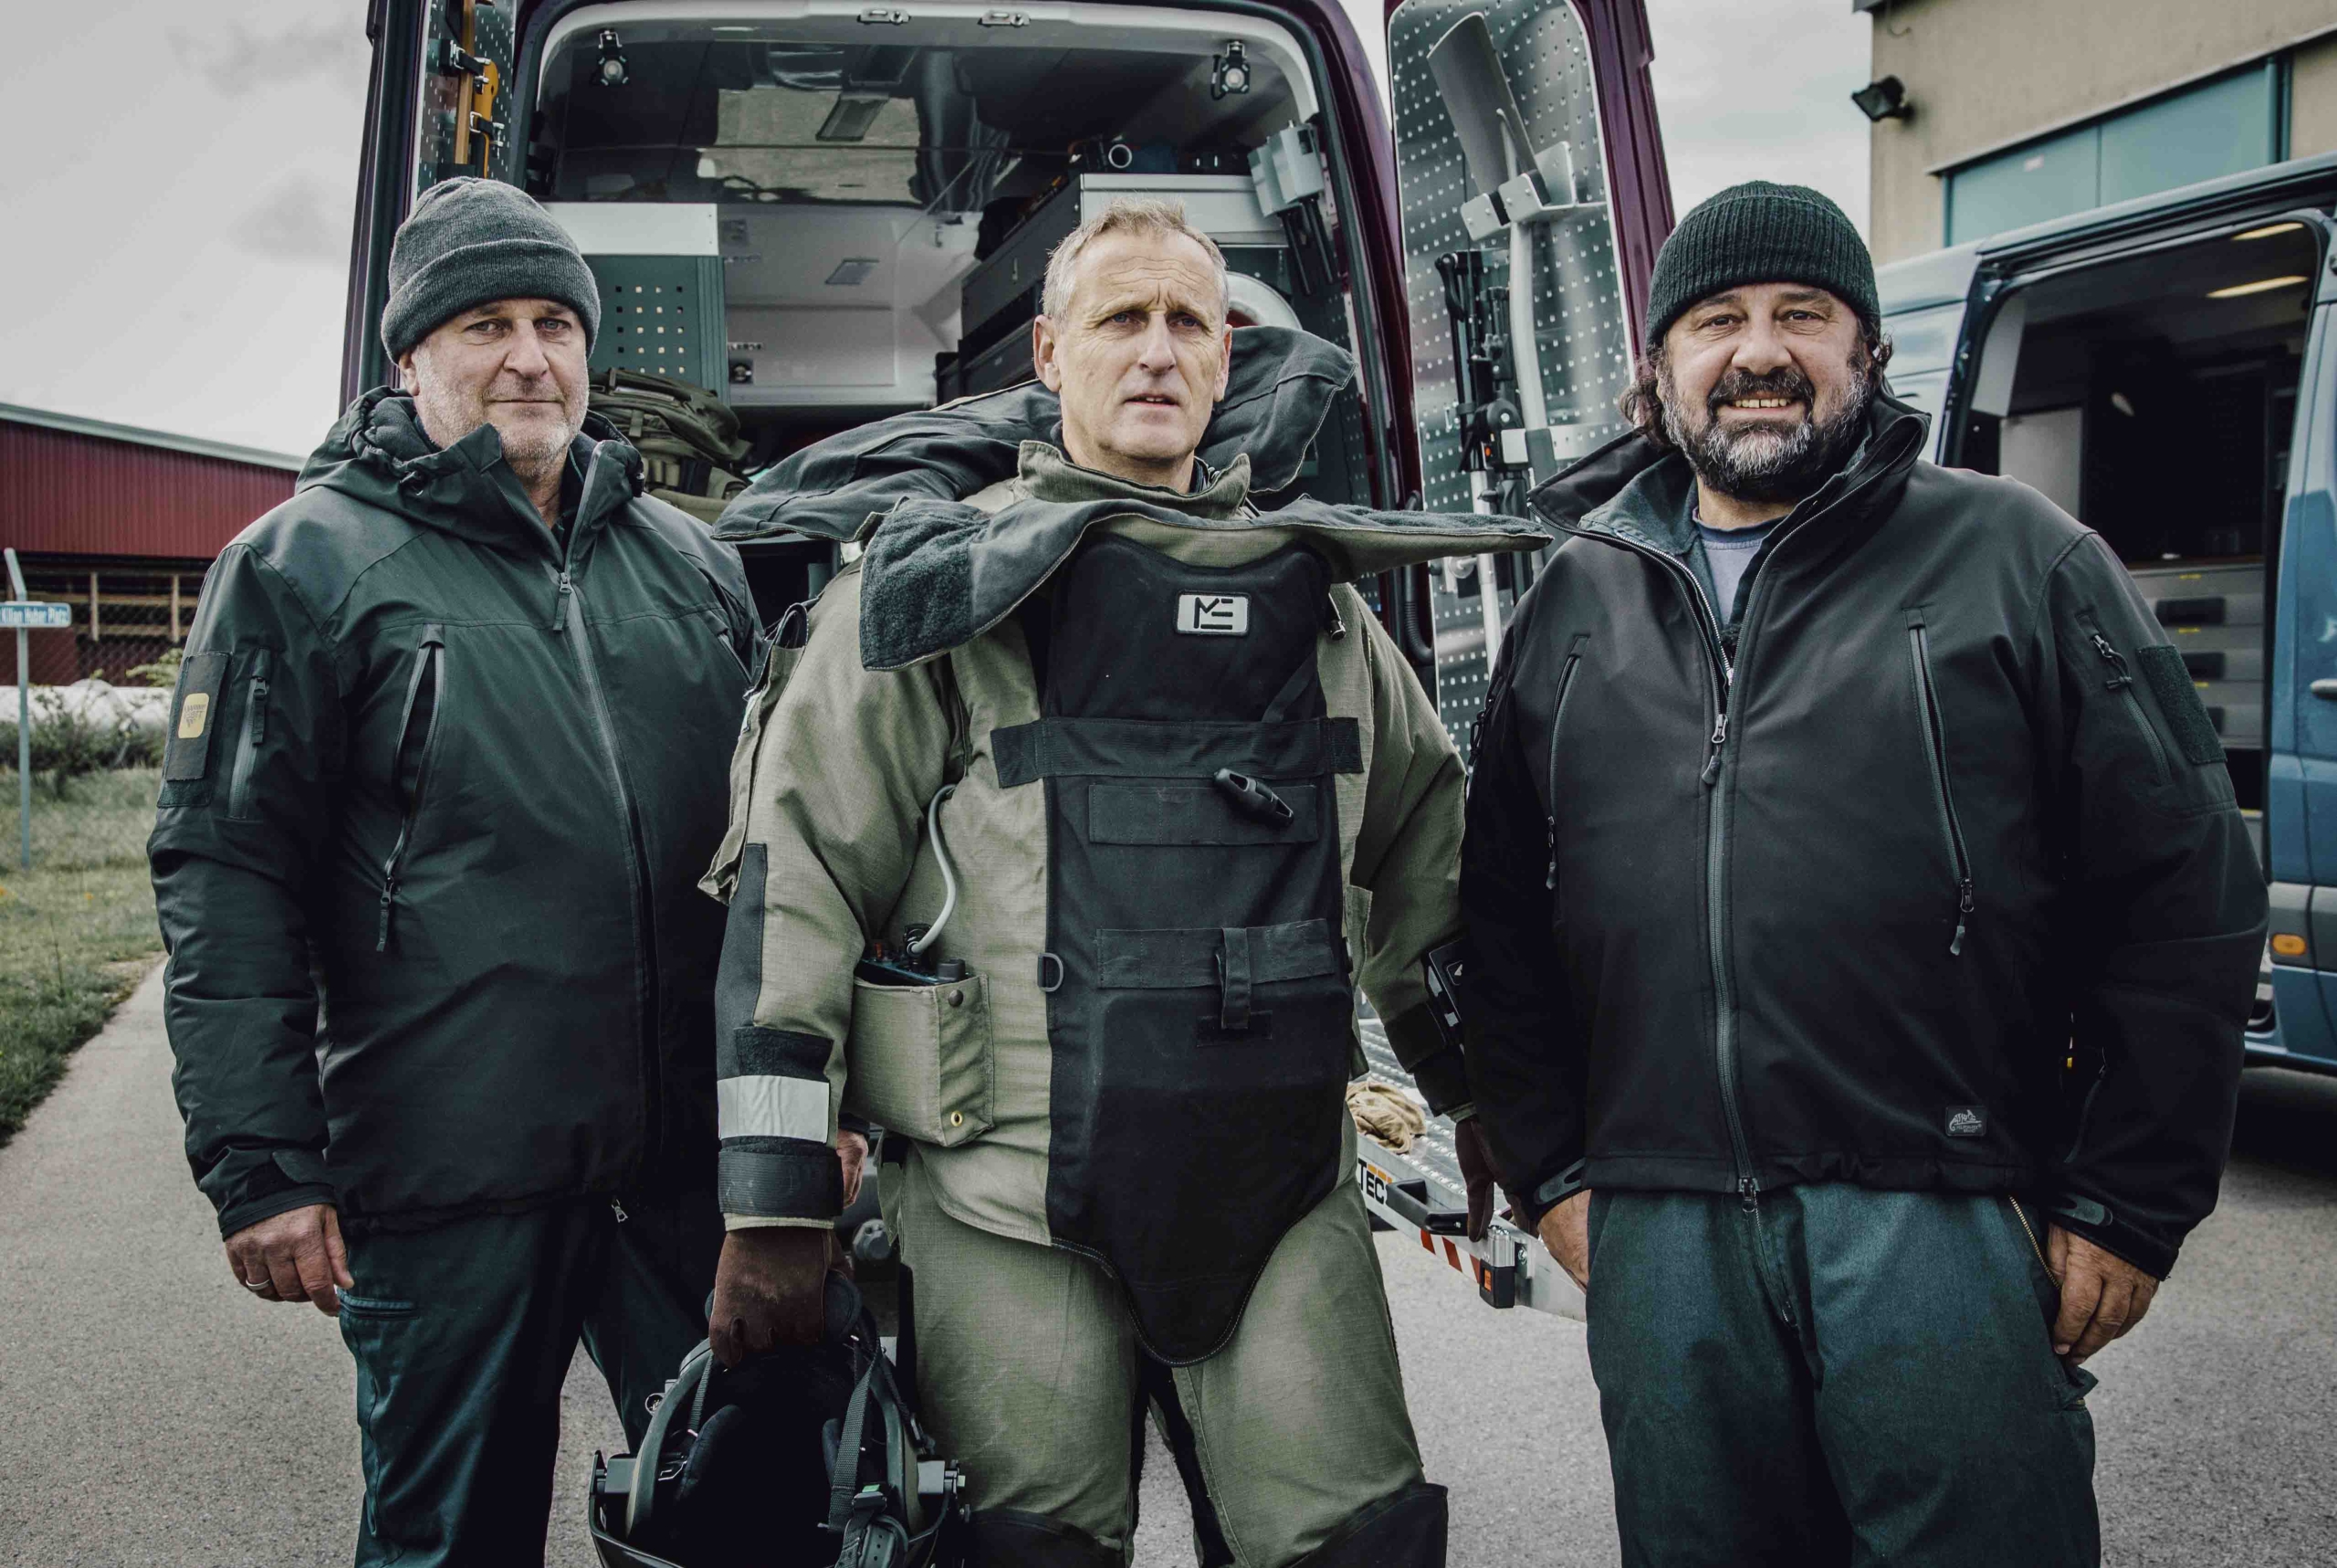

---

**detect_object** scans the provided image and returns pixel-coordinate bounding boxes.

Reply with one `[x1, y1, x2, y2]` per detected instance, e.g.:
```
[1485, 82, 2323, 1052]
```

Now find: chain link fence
[2, 641, 177, 874]
[0, 632, 178, 1138]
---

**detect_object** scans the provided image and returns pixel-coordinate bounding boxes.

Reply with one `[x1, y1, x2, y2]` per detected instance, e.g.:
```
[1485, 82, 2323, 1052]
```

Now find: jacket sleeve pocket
[844, 969, 995, 1145]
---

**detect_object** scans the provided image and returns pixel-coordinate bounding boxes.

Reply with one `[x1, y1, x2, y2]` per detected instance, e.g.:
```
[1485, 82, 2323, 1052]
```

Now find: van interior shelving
[508, 7, 1372, 614]
[1962, 220, 2321, 811]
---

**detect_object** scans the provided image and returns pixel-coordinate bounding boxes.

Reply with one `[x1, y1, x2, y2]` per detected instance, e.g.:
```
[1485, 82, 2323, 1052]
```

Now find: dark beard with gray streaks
[1659, 351, 1876, 506]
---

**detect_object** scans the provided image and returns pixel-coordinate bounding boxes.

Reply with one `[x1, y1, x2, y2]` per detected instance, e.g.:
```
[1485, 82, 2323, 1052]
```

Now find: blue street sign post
[4, 549, 74, 870]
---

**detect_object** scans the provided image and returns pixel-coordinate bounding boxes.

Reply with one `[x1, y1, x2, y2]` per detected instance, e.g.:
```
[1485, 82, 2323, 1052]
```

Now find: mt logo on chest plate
[1175, 592, 1250, 636]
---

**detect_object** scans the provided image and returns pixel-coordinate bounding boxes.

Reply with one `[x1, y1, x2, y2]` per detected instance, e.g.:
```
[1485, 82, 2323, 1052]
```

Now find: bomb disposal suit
[707, 330, 1541, 1566]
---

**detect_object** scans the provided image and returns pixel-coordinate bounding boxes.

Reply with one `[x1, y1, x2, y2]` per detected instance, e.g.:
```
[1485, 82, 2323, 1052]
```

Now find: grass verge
[0, 768, 163, 1145]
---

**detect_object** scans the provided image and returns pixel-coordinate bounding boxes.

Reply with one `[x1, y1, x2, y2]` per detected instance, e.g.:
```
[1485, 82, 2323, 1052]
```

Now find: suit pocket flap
[1088, 781, 1321, 845]
[1095, 919, 1343, 988]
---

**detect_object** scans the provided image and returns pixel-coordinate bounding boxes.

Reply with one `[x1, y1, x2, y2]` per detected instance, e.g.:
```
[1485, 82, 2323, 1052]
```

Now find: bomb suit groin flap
[708, 328, 1547, 1363]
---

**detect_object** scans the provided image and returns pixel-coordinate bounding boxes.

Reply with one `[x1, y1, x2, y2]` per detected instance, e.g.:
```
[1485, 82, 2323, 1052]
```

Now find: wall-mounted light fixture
[1850, 76, 1912, 123]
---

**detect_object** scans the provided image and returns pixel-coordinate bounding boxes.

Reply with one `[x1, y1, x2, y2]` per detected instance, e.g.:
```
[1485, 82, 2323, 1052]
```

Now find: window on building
[1944, 59, 2287, 246]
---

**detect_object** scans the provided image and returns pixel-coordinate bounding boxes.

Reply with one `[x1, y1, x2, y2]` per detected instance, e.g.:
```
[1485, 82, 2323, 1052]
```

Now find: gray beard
[1661, 364, 1876, 507]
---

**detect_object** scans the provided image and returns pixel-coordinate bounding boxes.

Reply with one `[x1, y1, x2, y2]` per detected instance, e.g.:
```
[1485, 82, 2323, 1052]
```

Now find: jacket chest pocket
[1904, 610, 1975, 956]
[1542, 632, 1590, 895]
[376, 626, 446, 954]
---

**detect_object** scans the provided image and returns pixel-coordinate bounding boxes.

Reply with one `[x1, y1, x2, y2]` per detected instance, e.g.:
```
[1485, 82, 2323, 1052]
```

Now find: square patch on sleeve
[163, 652, 229, 782]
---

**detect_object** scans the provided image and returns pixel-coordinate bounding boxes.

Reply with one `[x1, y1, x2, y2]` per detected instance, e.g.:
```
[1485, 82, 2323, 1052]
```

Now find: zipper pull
[1700, 710, 1729, 786]
[611, 1197, 629, 1223]
[1546, 815, 1559, 891]
[1950, 878, 1974, 956]
[552, 570, 573, 632]
[249, 680, 270, 744]
[376, 876, 397, 953]
[1737, 1175, 1760, 1210]
[2090, 632, 2132, 689]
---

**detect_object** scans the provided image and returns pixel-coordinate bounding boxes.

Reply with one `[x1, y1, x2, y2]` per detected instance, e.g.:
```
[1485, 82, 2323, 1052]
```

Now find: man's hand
[1453, 1116, 1499, 1242]
[1535, 1189, 1592, 1292]
[2046, 1224, 2159, 1364]
[709, 1226, 833, 1366]
[224, 1203, 351, 1316]
[838, 1129, 870, 1207]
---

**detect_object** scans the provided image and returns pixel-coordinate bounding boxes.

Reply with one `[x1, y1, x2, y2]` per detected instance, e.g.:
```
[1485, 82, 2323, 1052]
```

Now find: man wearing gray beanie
[151, 175, 795, 1566]
[1462, 181, 2262, 1563]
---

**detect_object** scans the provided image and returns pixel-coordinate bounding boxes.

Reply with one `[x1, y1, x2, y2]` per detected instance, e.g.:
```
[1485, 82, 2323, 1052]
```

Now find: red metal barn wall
[0, 418, 294, 685]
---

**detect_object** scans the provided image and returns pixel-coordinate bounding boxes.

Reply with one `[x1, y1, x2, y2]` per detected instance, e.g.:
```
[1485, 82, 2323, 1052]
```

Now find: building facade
[0, 404, 299, 685]
[1860, 0, 2337, 263]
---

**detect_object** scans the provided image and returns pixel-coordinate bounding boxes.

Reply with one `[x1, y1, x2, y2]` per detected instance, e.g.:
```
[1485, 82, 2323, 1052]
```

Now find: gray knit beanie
[380, 178, 602, 360]
[1644, 181, 1877, 350]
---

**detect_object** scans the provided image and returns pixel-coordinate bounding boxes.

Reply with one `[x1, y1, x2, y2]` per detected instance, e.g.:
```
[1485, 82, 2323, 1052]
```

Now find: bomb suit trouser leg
[894, 1143, 1438, 1567]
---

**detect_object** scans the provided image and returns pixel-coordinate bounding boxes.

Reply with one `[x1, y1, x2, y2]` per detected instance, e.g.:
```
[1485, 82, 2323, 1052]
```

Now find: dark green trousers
[337, 1190, 722, 1568]
[1585, 1185, 2099, 1568]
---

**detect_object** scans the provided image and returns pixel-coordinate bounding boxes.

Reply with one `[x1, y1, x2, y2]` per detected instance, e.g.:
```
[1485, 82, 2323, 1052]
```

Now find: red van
[341, 0, 1673, 1330]
[341, 0, 1671, 746]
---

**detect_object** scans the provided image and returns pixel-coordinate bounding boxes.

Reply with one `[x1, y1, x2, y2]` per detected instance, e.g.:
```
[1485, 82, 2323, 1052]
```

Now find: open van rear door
[1384, 0, 1671, 753]
[341, 0, 521, 401]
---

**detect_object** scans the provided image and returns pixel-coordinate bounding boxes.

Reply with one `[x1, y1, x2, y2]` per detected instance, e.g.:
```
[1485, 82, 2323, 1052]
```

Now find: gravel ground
[2, 966, 2329, 1565]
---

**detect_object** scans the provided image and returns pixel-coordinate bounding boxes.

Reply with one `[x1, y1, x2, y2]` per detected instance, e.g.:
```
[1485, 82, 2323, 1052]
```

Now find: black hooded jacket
[151, 390, 757, 1237]
[1462, 394, 2266, 1278]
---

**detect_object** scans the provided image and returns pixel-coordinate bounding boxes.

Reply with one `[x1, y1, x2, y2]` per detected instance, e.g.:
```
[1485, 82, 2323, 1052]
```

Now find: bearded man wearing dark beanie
[151, 177, 779, 1565]
[1462, 181, 2265, 1563]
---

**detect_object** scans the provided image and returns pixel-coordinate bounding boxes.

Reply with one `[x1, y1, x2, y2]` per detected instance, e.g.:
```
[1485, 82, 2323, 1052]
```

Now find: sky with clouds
[0, 0, 1871, 459]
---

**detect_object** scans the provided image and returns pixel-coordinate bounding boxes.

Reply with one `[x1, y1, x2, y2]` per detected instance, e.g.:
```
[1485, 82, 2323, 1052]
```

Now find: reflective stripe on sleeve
[717, 1074, 829, 1142]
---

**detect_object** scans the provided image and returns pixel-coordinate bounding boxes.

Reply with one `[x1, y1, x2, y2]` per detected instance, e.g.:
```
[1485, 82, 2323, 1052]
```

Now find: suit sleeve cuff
[1381, 1002, 1471, 1116]
[718, 1135, 843, 1222]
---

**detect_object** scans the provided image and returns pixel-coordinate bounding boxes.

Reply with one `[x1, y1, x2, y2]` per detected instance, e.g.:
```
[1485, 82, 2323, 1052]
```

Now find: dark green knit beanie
[381, 178, 602, 360]
[1644, 181, 1877, 349]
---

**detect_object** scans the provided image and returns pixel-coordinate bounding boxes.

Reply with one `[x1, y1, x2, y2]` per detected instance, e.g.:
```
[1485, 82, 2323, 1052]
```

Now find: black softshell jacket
[1462, 395, 2266, 1278]
[152, 390, 757, 1238]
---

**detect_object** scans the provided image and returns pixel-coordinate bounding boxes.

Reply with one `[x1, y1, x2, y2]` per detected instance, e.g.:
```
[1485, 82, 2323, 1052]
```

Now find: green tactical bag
[588, 368, 753, 525]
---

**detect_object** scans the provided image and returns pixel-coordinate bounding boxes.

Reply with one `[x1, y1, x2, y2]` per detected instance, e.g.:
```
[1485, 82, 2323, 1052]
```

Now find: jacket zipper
[557, 563, 665, 1178]
[1594, 532, 1758, 1206]
[1544, 635, 1588, 891]
[2084, 622, 2170, 784]
[377, 631, 445, 953]
[1906, 618, 1975, 956]
[2007, 1195, 2049, 1273]
[226, 650, 272, 819]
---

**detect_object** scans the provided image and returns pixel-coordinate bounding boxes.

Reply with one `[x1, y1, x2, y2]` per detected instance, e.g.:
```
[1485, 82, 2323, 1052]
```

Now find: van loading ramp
[1354, 1019, 1585, 1322]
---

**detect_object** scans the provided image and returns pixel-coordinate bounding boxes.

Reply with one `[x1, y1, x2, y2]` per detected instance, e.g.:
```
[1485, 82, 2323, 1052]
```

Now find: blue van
[1875, 151, 2337, 1076]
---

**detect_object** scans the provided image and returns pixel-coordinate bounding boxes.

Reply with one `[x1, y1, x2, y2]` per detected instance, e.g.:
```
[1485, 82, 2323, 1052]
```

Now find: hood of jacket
[300, 385, 647, 553]
[714, 326, 1364, 544]
[855, 437, 1549, 671]
[1531, 390, 1932, 560]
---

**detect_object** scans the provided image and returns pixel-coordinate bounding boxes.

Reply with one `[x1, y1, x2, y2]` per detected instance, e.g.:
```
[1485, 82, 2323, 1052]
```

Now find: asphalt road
[2, 966, 2332, 1564]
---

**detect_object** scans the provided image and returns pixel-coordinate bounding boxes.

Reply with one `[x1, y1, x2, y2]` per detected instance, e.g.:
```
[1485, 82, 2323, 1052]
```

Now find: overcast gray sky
[0, 0, 1871, 460]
